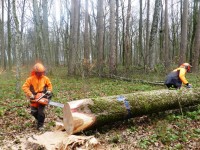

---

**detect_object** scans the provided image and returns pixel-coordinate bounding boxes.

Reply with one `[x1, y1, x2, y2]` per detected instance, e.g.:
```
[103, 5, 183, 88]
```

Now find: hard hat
[180, 63, 192, 72]
[33, 63, 45, 72]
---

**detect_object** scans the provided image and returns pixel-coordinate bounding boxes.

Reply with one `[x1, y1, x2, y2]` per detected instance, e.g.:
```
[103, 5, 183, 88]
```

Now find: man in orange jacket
[22, 63, 52, 130]
[164, 63, 192, 89]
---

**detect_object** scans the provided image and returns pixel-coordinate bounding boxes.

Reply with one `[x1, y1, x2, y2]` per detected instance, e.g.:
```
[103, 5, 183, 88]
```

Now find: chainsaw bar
[49, 101, 64, 108]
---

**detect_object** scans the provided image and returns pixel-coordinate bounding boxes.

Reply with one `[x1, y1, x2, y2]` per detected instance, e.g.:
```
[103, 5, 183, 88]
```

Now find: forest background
[1, 0, 200, 81]
[1, 0, 200, 149]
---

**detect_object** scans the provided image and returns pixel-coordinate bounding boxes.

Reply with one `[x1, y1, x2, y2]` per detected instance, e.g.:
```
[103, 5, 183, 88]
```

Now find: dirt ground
[1, 114, 200, 150]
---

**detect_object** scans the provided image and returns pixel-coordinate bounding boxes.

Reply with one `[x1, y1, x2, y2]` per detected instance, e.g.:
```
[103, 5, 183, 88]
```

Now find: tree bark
[164, 0, 170, 70]
[20, 0, 26, 66]
[171, 0, 180, 62]
[179, 0, 188, 65]
[189, 0, 198, 67]
[68, 0, 79, 75]
[7, 0, 12, 71]
[12, 0, 21, 96]
[124, 0, 131, 71]
[83, 0, 90, 77]
[145, 0, 150, 72]
[139, 0, 143, 67]
[109, 0, 117, 75]
[149, 0, 161, 70]
[33, 0, 42, 60]
[96, 0, 104, 76]
[192, 5, 200, 72]
[42, 0, 51, 70]
[0, 0, 5, 70]
[116, 0, 119, 65]
[64, 88, 200, 134]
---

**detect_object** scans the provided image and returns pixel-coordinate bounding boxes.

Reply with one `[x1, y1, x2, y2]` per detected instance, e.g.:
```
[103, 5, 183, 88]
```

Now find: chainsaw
[30, 92, 64, 108]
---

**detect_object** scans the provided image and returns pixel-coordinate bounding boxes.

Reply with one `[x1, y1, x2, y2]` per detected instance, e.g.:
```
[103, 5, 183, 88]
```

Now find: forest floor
[0, 68, 200, 149]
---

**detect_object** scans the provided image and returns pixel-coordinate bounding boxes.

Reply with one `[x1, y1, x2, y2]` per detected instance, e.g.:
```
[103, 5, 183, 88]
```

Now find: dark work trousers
[31, 105, 45, 128]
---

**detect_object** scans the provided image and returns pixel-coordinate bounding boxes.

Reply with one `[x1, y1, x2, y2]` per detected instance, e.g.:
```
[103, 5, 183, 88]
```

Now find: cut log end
[63, 101, 96, 134]
[63, 103, 74, 135]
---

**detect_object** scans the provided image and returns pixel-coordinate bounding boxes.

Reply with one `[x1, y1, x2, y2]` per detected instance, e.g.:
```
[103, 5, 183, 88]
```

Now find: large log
[64, 88, 200, 134]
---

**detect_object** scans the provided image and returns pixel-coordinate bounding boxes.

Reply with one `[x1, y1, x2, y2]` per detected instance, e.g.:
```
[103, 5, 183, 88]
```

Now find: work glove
[46, 90, 51, 95]
[186, 83, 192, 88]
[30, 94, 35, 100]
[46, 91, 52, 99]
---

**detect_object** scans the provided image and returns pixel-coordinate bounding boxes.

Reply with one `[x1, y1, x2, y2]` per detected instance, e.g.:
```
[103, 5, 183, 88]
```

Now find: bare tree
[164, 0, 170, 69]
[139, 0, 143, 67]
[12, 0, 21, 96]
[121, 0, 125, 66]
[179, 0, 188, 65]
[192, 5, 200, 72]
[83, 0, 90, 77]
[7, 0, 12, 70]
[68, 0, 79, 75]
[116, 0, 119, 64]
[33, 0, 42, 60]
[145, 0, 150, 72]
[124, 0, 131, 71]
[96, 0, 104, 76]
[189, 0, 198, 65]
[42, 0, 51, 69]
[149, 0, 162, 70]
[170, 0, 180, 62]
[109, 0, 117, 75]
[0, 0, 5, 70]
[20, 0, 26, 66]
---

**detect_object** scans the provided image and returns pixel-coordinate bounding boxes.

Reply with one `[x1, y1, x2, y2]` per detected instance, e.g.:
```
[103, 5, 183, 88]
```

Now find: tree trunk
[20, 0, 26, 66]
[164, 0, 170, 70]
[189, 0, 197, 66]
[159, 1, 164, 63]
[139, 0, 143, 67]
[171, 0, 180, 62]
[12, 0, 21, 96]
[109, 0, 117, 75]
[149, 0, 161, 70]
[116, 0, 119, 65]
[179, 0, 188, 65]
[7, 0, 12, 71]
[63, 88, 200, 134]
[145, 0, 150, 72]
[0, 0, 6, 70]
[96, 0, 104, 76]
[192, 5, 200, 72]
[120, 0, 125, 66]
[124, 0, 131, 71]
[83, 0, 90, 77]
[68, 0, 79, 75]
[42, 0, 51, 71]
[33, 0, 42, 60]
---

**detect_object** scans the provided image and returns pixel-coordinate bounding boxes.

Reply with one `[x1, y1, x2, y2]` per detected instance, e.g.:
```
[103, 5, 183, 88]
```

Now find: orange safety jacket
[165, 67, 188, 88]
[173, 67, 188, 84]
[22, 74, 52, 107]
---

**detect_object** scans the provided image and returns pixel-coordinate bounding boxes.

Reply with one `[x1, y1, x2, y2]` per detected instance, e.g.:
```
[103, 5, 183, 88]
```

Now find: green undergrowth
[0, 69, 200, 149]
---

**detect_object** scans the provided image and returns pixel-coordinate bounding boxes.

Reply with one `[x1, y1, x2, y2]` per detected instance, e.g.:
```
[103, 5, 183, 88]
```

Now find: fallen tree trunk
[64, 88, 200, 134]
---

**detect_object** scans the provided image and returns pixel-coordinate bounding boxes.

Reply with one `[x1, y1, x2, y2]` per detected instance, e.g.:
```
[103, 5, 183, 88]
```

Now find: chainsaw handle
[36, 93, 46, 102]
[30, 92, 51, 103]
[30, 99, 36, 103]
[30, 93, 46, 103]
